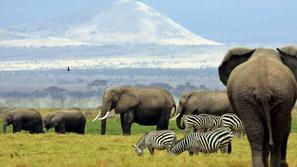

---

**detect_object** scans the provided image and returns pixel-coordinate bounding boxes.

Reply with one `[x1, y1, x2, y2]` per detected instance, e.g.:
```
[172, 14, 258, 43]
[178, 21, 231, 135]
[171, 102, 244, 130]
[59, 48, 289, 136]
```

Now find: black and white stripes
[170, 127, 233, 155]
[184, 113, 244, 136]
[184, 114, 222, 134]
[221, 113, 244, 136]
[132, 130, 176, 156]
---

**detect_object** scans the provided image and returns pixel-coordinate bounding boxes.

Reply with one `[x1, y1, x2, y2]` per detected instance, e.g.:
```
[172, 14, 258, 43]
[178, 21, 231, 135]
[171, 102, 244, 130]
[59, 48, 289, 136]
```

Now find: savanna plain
[1, 109, 297, 167]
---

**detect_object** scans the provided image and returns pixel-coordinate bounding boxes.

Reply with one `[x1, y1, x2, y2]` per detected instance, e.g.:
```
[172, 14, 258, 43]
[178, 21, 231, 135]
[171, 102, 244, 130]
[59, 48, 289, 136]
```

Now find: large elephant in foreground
[93, 86, 176, 135]
[3, 109, 43, 134]
[175, 91, 234, 129]
[218, 46, 297, 167]
[43, 109, 86, 134]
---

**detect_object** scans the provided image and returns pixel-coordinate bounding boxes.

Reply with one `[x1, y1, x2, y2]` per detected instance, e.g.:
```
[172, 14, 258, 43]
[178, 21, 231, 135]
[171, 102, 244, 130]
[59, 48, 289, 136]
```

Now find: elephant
[3, 109, 43, 134]
[43, 109, 86, 134]
[92, 86, 176, 135]
[174, 91, 234, 129]
[218, 46, 297, 167]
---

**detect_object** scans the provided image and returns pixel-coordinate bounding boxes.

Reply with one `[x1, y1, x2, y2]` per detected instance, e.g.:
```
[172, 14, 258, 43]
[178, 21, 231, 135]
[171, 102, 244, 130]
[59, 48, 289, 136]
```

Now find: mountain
[0, 0, 220, 47]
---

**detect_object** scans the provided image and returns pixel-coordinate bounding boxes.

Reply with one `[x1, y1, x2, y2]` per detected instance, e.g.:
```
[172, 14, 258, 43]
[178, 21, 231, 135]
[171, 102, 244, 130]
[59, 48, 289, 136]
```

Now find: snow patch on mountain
[0, 0, 220, 47]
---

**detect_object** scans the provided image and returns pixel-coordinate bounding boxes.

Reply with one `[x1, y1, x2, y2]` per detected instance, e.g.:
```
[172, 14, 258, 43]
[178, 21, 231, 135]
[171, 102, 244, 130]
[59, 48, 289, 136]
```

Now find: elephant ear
[218, 47, 255, 85]
[114, 88, 140, 113]
[180, 93, 191, 105]
[277, 45, 297, 80]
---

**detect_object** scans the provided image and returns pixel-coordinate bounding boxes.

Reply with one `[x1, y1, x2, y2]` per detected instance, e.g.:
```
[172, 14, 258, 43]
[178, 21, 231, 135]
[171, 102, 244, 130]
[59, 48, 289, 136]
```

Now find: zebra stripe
[170, 127, 233, 155]
[184, 114, 222, 134]
[132, 130, 176, 156]
[221, 113, 244, 136]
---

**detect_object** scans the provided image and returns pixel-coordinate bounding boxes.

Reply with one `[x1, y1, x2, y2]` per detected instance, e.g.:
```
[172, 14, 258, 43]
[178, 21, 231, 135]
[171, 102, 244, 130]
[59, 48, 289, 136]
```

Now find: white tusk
[92, 111, 101, 121]
[107, 111, 114, 118]
[170, 113, 180, 120]
[98, 111, 111, 120]
[169, 107, 176, 118]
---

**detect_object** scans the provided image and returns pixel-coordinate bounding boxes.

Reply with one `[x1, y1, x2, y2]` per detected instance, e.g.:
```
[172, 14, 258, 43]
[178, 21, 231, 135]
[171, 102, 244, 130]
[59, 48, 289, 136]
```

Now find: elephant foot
[281, 160, 288, 167]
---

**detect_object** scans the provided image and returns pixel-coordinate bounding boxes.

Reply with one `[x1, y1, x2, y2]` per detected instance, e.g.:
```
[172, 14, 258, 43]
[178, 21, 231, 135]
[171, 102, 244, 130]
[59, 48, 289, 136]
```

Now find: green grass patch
[0, 133, 297, 167]
[0, 109, 296, 167]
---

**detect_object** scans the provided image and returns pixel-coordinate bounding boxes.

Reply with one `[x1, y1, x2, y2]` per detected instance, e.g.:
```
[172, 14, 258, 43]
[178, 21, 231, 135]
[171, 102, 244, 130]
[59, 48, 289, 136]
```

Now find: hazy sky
[0, 0, 296, 43]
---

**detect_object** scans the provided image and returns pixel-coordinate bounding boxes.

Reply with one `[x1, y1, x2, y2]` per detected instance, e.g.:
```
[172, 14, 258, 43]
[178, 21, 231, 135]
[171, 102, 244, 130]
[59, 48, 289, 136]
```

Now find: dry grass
[0, 133, 297, 167]
[0, 109, 296, 167]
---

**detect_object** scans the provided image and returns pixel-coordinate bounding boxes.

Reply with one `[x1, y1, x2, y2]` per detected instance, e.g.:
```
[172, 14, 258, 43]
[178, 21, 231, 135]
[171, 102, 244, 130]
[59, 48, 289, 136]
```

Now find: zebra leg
[189, 151, 194, 156]
[227, 141, 232, 153]
[148, 147, 154, 155]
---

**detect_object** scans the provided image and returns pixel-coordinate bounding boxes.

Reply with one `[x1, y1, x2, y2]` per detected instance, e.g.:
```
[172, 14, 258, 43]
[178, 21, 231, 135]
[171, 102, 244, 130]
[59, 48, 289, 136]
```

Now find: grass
[0, 109, 297, 167]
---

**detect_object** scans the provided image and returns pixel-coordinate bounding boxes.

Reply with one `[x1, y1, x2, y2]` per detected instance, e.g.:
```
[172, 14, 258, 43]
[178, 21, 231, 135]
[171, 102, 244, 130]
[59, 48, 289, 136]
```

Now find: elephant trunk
[101, 119, 106, 135]
[176, 105, 185, 129]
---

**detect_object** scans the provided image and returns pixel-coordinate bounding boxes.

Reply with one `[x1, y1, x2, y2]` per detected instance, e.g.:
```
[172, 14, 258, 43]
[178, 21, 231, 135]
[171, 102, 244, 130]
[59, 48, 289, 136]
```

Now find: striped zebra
[170, 127, 234, 156]
[184, 114, 222, 135]
[221, 113, 244, 137]
[132, 130, 177, 156]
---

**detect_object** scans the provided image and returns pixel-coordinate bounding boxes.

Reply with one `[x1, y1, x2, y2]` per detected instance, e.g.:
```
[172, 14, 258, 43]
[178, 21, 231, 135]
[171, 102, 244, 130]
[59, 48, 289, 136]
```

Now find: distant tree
[44, 86, 67, 99]
[148, 82, 174, 91]
[87, 79, 108, 89]
[199, 84, 207, 90]
[173, 82, 198, 97]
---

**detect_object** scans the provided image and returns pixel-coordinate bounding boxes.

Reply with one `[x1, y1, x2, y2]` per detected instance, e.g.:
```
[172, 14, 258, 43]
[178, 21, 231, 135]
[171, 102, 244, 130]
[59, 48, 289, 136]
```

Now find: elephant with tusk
[93, 86, 176, 135]
[218, 46, 297, 167]
[175, 91, 234, 130]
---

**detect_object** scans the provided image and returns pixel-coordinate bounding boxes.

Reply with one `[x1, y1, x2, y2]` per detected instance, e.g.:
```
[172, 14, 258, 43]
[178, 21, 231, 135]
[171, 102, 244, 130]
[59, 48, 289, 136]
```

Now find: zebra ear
[131, 144, 137, 148]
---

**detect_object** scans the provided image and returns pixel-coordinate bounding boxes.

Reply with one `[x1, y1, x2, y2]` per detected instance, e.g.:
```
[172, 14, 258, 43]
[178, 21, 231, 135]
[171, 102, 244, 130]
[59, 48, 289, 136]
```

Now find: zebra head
[131, 144, 144, 156]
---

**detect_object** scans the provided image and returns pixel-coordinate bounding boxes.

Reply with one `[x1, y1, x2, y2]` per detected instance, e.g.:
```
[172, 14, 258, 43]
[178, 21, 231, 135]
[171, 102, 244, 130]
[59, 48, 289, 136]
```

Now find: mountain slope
[0, 0, 220, 47]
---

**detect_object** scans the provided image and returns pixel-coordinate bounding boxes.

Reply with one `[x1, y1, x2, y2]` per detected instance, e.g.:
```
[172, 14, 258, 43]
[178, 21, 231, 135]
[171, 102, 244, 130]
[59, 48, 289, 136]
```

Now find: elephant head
[218, 46, 297, 85]
[43, 112, 59, 131]
[93, 87, 140, 135]
[3, 112, 14, 133]
[176, 93, 192, 129]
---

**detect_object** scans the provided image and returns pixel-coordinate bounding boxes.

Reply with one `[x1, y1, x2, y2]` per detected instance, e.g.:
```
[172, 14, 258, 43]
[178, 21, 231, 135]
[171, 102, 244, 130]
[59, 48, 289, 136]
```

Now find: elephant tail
[256, 93, 273, 147]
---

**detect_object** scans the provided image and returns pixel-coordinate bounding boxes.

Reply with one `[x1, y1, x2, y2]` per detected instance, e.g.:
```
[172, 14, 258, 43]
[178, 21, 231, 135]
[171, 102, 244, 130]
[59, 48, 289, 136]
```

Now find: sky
[0, 0, 296, 43]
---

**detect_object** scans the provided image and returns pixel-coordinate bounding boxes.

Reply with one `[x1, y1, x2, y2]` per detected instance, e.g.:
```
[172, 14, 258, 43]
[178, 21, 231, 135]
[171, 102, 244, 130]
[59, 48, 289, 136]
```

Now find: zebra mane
[136, 132, 148, 147]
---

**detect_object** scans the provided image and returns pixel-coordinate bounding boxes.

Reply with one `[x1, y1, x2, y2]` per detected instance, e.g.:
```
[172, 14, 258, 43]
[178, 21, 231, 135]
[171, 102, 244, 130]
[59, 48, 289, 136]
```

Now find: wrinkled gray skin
[99, 86, 176, 135]
[44, 109, 86, 134]
[3, 109, 43, 134]
[218, 46, 297, 167]
[176, 91, 233, 129]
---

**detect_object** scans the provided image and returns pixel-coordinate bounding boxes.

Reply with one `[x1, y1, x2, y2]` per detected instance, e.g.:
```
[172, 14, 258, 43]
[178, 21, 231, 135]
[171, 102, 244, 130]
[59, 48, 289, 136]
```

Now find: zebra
[221, 113, 245, 137]
[184, 114, 222, 135]
[170, 127, 234, 156]
[132, 130, 177, 156]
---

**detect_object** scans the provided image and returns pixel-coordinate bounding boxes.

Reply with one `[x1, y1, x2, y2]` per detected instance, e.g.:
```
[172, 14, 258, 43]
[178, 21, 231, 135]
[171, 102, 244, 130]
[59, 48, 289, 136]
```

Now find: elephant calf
[3, 109, 43, 134]
[43, 109, 86, 134]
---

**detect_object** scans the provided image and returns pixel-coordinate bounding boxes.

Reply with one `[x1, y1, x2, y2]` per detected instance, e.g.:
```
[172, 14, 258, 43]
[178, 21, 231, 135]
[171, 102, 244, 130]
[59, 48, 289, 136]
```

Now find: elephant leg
[270, 142, 282, 167]
[280, 132, 289, 167]
[262, 142, 269, 167]
[122, 111, 134, 135]
[55, 123, 66, 134]
[13, 122, 22, 133]
[156, 109, 170, 130]
[235, 104, 265, 167]
[78, 125, 85, 134]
